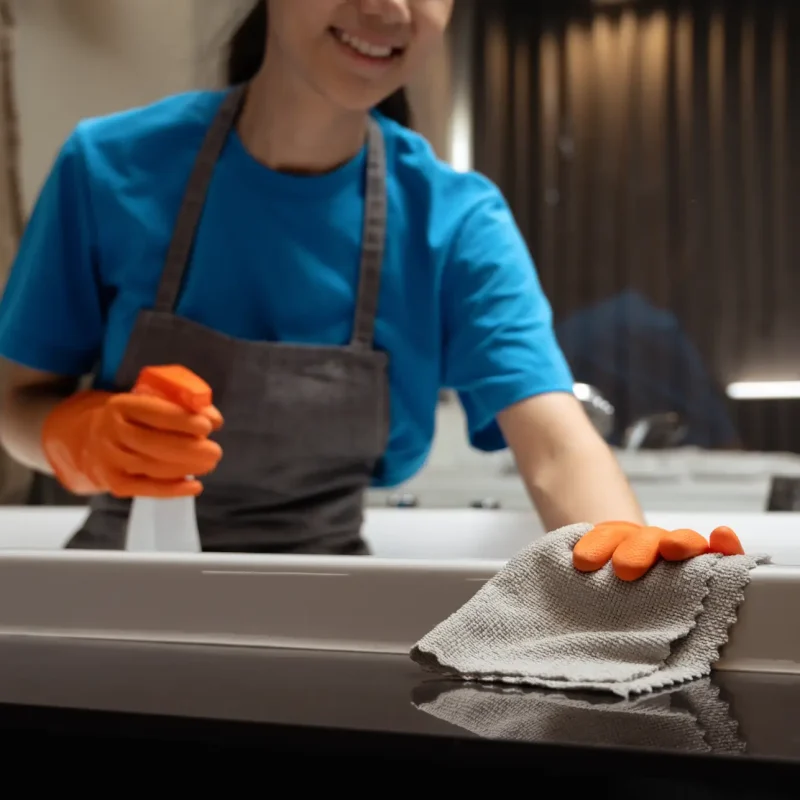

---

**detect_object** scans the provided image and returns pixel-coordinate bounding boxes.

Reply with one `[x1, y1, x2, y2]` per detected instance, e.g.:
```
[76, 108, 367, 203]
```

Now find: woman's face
[266, 0, 453, 112]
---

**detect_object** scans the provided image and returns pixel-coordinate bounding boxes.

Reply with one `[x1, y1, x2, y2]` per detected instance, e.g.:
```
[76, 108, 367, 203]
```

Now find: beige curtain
[406, 35, 453, 161]
[0, 0, 33, 504]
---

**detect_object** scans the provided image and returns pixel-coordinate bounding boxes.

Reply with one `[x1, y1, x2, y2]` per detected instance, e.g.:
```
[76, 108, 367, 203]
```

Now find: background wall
[15, 0, 459, 214]
[15, 0, 199, 213]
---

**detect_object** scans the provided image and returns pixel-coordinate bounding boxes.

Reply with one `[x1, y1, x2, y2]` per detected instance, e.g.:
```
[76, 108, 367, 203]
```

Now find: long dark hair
[226, 0, 412, 128]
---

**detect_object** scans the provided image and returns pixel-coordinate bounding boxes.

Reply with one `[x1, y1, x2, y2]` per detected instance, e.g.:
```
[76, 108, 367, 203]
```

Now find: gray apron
[66, 85, 390, 555]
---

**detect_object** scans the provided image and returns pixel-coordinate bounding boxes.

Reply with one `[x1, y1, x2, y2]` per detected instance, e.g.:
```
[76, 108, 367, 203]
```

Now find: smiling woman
[227, 0, 414, 127]
[0, 0, 642, 556]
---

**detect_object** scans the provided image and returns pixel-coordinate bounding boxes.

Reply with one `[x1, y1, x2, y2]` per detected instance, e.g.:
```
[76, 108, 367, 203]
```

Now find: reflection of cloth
[411, 524, 767, 698]
[413, 678, 745, 755]
[555, 290, 737, 448]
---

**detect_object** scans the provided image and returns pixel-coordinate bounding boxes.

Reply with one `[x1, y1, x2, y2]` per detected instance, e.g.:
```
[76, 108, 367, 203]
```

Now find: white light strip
[446, 0, 474, 173]
[448, 103, 473, 173]
[726, 381, 800, 400]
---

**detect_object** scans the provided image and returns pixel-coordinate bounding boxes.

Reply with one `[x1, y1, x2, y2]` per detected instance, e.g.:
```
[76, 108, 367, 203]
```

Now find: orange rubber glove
[42, 365, 223, 499]
[573, 521, 745, 582]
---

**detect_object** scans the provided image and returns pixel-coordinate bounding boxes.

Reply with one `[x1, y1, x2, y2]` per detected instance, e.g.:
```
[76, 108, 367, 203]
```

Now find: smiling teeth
[337, 30, 394, 59]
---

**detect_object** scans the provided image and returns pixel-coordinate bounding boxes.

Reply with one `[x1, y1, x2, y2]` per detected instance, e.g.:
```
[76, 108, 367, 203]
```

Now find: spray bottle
[125, 365, 214, 553]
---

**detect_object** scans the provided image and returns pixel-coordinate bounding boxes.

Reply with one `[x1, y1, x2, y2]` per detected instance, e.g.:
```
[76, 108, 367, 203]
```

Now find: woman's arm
[0, 363, 79, 474]
[498, 391, 645, 529]
[440, 178, 643, 529]
[0, 126, 103, 474]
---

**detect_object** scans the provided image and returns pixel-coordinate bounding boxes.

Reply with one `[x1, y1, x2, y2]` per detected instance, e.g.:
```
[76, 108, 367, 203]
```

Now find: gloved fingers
[573, 521, 641, 572]
[108, 394, 216, 438]
[574, 521, 746, 582]
[659, 529, 711, 561]
[101, 467, 204, 499]
[709, 525, 745, 555]
[612, 526, 665, 581]
[201, 404, 224, 432]
[94, 438, 216, 481]
[108, 421, 223, 474]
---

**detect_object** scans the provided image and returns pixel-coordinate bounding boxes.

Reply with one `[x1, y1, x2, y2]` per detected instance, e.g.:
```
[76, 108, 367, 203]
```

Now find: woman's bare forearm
[523, 436, 645, 529]
[499, 392, 645, 530]
[0, 368, 77, 473]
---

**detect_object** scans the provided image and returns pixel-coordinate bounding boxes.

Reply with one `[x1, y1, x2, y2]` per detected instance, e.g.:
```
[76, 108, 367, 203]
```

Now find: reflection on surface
[0, 634, 799, 766]
[411, 670, 800, 762]
[413, 678, 744, 754]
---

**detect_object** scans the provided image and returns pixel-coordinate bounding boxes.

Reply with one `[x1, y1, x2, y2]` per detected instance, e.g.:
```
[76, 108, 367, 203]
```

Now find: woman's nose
[356, 0, 411, 26]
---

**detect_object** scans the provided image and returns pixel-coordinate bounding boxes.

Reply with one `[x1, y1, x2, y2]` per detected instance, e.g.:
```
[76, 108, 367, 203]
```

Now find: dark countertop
[0, 634, 798, 788]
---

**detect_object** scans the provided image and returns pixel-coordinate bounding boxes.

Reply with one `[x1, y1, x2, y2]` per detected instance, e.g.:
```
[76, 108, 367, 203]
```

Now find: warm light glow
[446, 0, 474, 173]
[448, 100, 472, 172]
[726, 381, 800, 400]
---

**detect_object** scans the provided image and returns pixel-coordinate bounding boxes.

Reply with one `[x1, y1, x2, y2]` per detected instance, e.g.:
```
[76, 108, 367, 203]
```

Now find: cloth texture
[411, 523, 768, 697]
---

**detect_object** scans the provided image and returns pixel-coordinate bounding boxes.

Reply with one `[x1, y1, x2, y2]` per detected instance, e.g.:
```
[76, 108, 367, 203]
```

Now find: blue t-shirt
[0, 90, 573, 487]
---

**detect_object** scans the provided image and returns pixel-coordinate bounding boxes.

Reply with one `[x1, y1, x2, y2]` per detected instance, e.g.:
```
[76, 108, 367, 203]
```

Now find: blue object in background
[555, 290, 738, 448]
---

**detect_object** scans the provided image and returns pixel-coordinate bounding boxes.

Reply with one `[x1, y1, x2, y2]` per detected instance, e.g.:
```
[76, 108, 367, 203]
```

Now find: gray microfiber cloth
[410, 523, 769, 698]
[412, 678, 744, 755]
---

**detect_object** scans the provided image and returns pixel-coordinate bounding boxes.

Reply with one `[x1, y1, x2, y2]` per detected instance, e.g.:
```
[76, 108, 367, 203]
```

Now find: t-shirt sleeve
[441, 187, 574, 452]
[0, 127, 104, 376]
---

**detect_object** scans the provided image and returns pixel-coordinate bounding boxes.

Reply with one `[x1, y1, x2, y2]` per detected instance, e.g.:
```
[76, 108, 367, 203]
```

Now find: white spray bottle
[125, 365, 214, 553]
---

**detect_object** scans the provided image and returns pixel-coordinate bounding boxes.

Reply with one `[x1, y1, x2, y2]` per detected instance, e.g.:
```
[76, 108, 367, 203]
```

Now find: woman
[0, 0, 643, 554]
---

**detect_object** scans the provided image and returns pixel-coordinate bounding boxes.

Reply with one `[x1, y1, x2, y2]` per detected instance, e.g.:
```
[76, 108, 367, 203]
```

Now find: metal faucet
[573, 383, 615, 440]
[622, 412, 688, 451]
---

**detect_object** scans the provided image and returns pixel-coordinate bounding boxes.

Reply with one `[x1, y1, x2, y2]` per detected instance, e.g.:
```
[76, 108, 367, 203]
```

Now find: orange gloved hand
[572, 521, 745, 582]
[42, 365, 223, 499]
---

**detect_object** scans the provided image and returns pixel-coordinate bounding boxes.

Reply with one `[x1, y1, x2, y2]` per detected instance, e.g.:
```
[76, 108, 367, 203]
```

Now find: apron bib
[67, 85, 390, 554]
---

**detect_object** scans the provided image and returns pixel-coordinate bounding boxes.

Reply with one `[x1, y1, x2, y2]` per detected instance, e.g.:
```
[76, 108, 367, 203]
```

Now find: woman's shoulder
[69, 90, 227, 172]
[375, 113, 509, 236]
[77, 89, 225, 143]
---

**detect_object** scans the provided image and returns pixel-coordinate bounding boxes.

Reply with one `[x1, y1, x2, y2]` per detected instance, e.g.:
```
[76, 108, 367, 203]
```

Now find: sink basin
[0, 507, 796, 676]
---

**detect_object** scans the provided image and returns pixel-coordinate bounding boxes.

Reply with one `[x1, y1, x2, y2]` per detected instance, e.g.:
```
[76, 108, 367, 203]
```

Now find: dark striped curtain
[471, 0, 800, 451]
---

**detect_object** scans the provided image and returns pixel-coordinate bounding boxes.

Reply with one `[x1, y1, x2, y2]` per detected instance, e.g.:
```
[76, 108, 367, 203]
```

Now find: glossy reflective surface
[0, 635, 797, 785]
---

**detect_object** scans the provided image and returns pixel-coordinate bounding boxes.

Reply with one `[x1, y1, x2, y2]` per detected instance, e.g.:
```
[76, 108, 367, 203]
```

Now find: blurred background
[4, 0, 800, 513]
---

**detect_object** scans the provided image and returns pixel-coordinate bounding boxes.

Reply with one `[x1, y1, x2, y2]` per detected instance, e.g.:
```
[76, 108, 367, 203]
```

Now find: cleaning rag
[410, 523, 768, 698]
[413, 678, 744, 755]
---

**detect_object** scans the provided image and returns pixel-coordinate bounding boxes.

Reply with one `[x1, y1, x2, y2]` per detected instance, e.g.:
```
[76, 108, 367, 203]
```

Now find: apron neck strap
[349, 117, 386, 350]
[152, 86, 388, 354]
[154, 84, 247, 314]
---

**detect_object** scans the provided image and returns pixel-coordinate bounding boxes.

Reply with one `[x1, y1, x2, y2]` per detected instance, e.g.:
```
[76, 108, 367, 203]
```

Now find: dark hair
[226, 0, 412, 128]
